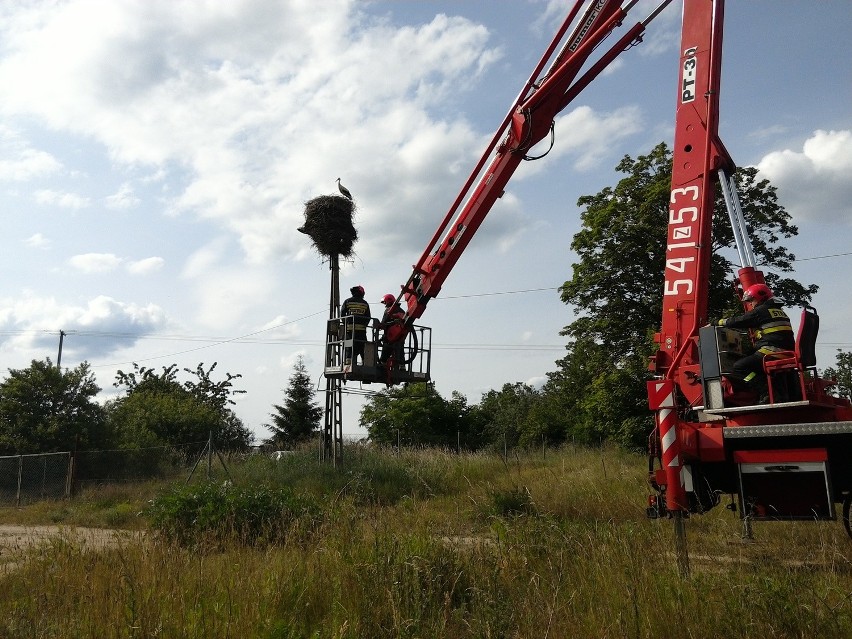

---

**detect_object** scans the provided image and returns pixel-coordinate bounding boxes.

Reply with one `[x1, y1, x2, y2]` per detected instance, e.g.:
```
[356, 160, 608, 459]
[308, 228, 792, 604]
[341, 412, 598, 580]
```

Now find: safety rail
[324, 315, 431, 385]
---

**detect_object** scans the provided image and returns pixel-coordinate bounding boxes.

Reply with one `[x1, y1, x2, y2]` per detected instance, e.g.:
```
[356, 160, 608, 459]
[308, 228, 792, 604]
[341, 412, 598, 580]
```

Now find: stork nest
[298, 195, 357, 257]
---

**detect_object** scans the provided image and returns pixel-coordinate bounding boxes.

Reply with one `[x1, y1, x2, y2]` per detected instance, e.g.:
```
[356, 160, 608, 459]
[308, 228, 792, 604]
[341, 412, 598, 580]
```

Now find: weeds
[1, 446, 852, 637]
[147, 482, 322, 546]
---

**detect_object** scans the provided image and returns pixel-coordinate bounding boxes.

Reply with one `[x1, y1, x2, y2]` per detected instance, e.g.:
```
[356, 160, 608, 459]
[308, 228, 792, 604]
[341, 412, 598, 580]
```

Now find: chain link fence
[0, 442, 211, 505]
[73, 442, 206, 489]
[0, 452, 72, 505]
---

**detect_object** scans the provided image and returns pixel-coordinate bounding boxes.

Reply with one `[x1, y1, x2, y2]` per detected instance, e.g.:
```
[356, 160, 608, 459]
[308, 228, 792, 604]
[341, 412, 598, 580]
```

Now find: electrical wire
[10, 257, 852, 370]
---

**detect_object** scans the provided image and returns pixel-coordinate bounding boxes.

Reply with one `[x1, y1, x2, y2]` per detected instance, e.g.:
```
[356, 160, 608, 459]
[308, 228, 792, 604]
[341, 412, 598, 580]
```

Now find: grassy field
[1, 445, 851, 638]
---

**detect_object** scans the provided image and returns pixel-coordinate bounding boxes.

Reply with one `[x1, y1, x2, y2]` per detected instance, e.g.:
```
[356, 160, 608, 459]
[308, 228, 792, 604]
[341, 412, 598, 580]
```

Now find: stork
[336, 177, 352, 200]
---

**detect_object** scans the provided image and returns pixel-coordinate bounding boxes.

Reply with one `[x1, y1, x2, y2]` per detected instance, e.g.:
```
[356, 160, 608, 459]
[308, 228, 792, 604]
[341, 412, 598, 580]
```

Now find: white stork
[336, 178, 353, 200]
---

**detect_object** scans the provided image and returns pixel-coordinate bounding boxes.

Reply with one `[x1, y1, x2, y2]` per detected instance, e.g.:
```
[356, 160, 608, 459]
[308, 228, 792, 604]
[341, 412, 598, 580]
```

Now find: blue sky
[0, 1, 850, 440]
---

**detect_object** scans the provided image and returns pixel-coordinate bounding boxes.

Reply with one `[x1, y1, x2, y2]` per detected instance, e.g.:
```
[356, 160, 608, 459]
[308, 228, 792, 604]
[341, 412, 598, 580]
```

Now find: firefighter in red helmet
[378, 293, 405, 367]
[717, 283, 794, 401]
[340, 285, 371, 365]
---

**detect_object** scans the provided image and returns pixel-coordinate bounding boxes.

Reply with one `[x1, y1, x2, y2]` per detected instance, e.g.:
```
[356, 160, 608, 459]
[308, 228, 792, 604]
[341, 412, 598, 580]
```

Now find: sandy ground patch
[0, 525, 144, 573]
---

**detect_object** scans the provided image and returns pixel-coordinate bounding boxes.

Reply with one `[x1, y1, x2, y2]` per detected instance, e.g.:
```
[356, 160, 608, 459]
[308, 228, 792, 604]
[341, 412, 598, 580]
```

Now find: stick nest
[298, 195, 357, 257]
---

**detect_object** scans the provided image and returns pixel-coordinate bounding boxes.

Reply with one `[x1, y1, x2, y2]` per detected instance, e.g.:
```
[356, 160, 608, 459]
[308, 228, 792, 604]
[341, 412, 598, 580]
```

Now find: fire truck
[324, 0, 852, 539]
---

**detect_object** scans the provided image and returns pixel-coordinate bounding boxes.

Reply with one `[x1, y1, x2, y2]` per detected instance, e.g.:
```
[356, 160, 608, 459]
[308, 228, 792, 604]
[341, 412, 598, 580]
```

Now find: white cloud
[512, 105, 645, 182]
[280, 350, 312, 371]
[69, 252, 122, 273]
[756, 130, 852, 223]
[126, 256, 164, 275]
[0, 293, 169, 359]
[189, 267, 276, 331]
[259, 314, 301, 340]
[35, 189, 89, 209]
[23, 232, 50, 249]
[0, 1, 503, 261]
[553, 105, 644, 171]
[181, 238, 229, 279]
[0, 125, 61, 181]
[105, 182, 140, 210]
[525, 375, 547, 390]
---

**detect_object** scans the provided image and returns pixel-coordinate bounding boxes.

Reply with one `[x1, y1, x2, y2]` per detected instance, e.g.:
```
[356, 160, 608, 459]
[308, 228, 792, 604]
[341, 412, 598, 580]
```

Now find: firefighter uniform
[341, 289, 371, 364]
[720, 298, 794, 395]
[378, 300, 405, 366]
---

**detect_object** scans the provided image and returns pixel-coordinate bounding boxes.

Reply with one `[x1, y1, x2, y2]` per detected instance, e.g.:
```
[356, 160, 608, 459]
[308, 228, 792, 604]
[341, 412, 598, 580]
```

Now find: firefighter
[717, 283, 794, 401]
[378, 293, 405, 367]
[340, 285, 371, 365]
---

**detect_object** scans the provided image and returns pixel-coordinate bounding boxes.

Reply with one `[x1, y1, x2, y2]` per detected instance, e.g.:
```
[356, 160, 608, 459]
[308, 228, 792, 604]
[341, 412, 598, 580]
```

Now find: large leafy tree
[552, 142, 816, 447]
[0, 359, 106, 454]
[562, 142, 815, 351]
[108, 362, 252, 451]
[266, 357, 322, 448]
[473, 383, 542, 449]
[360, 383, 478, 448]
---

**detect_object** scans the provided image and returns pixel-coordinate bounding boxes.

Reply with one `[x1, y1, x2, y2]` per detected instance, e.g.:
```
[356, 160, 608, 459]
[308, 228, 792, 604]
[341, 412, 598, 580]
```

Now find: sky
[0, 0, 850, 441]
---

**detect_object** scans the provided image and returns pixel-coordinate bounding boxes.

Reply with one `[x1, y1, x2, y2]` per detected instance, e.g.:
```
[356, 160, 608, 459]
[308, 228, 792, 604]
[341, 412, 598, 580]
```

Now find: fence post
[207, 431, 213, 480]
[16, 455, 23, 506]
[66, 452, 74, 499]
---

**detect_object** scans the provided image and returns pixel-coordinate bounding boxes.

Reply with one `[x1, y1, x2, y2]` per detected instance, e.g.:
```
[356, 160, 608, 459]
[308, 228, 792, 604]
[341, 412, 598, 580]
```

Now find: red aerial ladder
[324, 0, 852, 541]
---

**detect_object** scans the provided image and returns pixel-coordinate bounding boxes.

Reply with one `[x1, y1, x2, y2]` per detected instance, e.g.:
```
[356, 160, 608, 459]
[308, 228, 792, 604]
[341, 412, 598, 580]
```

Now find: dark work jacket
[379, 304, 404, 339]
[341, 295, 371, 334]
[722, 299, 794, 351]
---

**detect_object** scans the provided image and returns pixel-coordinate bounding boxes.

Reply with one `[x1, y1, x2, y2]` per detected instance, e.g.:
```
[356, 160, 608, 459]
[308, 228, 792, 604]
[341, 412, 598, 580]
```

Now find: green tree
[473, 383, 541, 449]
[108, 362, 252, 451]
[266, 357, 322, 448]
[360, 383, 478, 448]
[823, 350, 852, 400]
[553, 143, 816, 447]
[0, 359, 106, 454]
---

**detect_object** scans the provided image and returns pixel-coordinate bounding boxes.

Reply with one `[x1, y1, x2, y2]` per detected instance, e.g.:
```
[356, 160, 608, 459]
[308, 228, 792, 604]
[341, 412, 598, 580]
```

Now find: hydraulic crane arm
[397, 0, 673, 326]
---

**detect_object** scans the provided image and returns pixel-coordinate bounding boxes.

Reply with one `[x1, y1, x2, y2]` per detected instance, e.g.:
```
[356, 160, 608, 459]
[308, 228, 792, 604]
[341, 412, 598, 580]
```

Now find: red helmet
[381, 293, 396, 305]
[350, 285, 365, 296]
[743, 283, 772, 304]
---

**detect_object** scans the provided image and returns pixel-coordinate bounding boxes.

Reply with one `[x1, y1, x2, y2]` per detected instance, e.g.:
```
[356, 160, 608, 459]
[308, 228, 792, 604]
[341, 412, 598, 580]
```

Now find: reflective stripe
[754, 325, 793, 338]
[744, 372, 757, 382]
[762, 324, 793, 332]
[760, 348, 792, 358]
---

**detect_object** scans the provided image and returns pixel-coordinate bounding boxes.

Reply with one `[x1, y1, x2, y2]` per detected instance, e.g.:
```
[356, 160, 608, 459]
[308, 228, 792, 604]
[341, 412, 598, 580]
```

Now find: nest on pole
[298, 195, 357, 258]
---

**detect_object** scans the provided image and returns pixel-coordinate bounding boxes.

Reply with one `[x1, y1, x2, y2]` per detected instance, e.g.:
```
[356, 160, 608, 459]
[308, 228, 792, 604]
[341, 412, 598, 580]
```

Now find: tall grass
[1, 445, 851, 638]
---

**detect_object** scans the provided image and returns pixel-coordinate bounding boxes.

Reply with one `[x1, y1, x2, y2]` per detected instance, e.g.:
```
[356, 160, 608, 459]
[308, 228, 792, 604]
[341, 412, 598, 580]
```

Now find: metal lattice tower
[321, 254, 343, 465]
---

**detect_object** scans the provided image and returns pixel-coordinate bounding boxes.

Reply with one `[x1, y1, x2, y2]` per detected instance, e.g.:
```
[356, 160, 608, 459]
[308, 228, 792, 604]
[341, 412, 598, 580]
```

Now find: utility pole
[321, 254, 343, 466]
[57, 330, 66, 369]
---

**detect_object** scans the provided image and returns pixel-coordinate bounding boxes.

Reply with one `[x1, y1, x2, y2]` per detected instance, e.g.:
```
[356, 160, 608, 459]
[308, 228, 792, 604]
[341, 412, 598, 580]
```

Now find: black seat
[763, 306, 818, 402]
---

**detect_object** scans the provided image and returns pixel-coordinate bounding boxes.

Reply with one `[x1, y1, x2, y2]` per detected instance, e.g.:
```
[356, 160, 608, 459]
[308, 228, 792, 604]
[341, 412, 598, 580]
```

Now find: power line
[87, 310, 326, 370]
[12, 271, 852, 370]
[441, 286, 560, 299]
[796, 250, 852, 262]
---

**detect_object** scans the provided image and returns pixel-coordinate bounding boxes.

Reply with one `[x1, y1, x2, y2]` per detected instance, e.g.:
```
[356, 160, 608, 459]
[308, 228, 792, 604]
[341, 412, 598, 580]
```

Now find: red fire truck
[324, 0, 852, 540]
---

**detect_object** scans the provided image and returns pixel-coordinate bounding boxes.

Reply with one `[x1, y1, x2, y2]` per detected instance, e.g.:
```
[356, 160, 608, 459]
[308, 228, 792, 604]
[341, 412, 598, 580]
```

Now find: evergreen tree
[266, 357, 322, 448]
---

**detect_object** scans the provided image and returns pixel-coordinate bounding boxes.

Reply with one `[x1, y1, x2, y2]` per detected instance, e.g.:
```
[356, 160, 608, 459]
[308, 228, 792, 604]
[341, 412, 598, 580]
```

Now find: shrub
[488, 485, 537, 518]
[148, 481, 322, 546]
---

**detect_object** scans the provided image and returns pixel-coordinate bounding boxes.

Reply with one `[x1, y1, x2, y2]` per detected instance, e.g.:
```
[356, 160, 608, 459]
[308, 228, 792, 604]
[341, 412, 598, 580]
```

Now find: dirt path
[0, 525, 144, 572]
